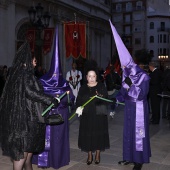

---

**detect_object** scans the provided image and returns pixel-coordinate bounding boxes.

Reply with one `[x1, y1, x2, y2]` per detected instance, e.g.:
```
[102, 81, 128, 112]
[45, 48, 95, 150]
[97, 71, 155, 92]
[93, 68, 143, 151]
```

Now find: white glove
[55, 97, 60, 103]
[76, 106, 84, 117]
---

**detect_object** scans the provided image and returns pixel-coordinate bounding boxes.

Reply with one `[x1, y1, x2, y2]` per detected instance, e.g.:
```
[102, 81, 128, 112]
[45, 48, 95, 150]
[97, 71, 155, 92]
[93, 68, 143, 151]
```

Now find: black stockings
[95, 150, 100, 160]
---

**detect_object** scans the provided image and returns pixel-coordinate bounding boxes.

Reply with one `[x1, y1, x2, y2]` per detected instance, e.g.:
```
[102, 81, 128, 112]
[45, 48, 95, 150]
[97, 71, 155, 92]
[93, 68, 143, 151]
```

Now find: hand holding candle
[67, 91, 71, 113]
[69, 95, 124, 120]
[75, 106, 84, 117]
[42, 91, 67, 116]
[58, 91, 67, 99]
[69, 95, 97, 120]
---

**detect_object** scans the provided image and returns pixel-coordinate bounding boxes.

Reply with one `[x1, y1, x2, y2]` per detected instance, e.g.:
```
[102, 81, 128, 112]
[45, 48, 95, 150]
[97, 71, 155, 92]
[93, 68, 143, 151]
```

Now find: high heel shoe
[94, 156, 100, 164]
[86, 155, 93, 165]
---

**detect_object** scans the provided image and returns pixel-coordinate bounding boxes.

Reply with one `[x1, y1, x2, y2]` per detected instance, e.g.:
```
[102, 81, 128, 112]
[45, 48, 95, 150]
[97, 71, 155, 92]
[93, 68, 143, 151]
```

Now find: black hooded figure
[0, 41, 58, 170]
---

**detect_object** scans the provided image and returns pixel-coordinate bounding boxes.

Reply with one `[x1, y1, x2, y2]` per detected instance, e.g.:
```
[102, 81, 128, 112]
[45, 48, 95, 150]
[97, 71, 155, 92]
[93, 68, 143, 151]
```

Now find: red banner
[43, 28, 54, 55]
[64, 22, 86, 58]
[26, 29, 35, 52]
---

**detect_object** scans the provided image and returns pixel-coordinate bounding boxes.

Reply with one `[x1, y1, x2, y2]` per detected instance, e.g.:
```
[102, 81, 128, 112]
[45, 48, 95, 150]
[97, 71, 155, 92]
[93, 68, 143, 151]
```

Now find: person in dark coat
[110, 20, 151, 170]
[105, 64, 121, 118]
[161, 66, 170, 119]
[35, 65, 44, 79]
[0, 42, 59, 170]
[0, 65, 8, 97]
[76, 61, 110, 165]
[148, 62, 162, 124]
[166, 71, 170, 124]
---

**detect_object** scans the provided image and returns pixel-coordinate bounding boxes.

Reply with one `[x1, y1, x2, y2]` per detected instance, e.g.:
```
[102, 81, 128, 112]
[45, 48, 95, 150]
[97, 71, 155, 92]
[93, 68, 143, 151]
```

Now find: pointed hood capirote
[109, 20, 150, 87]
[40, 26, 70, 96]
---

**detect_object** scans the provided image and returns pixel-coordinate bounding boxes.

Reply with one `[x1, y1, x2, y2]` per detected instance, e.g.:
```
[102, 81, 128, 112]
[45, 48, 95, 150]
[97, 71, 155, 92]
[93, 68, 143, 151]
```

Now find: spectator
[161, 66, 170, 119]
[35, 65, 44, 79]
[66, 62, 82, 102]
[148, 62, 162, 124]
[76, 64, 110, 165]
[105, 64, 121, 118]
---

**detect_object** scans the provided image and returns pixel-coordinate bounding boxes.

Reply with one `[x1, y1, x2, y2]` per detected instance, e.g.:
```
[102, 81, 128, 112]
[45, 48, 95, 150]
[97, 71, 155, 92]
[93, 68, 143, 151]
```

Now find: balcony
[157, 28, 170, 32]
[112, 6, 145, 13]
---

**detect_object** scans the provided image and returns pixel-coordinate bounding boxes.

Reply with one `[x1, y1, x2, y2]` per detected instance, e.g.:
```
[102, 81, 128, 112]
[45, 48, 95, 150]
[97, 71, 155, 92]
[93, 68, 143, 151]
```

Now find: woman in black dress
[0, 42, 58, 170]
[76, 68, 110, 165]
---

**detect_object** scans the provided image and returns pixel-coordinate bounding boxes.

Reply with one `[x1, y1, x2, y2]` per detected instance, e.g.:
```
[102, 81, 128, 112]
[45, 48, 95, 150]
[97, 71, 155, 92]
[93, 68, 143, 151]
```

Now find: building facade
[0, 0, 112, 75]
[1, 0, 170, 74]
[112, 0, 170, 68]
[147, 0, 170, 67]
[112, 0, 147, 57]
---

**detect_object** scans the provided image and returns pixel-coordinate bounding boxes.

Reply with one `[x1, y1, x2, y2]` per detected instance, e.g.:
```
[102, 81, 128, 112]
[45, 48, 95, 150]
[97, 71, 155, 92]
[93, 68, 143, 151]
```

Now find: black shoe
[94, 158, 100, 164]
[133, 163, 143, 170]
[118, 160, 130, 165]
[86, 155, 93, 165]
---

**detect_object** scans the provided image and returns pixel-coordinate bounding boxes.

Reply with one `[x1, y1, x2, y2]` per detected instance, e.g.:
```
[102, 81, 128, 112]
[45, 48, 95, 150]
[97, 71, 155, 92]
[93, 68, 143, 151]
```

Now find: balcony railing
[112, 6, 145, 13]
[157, 28, 170, 32]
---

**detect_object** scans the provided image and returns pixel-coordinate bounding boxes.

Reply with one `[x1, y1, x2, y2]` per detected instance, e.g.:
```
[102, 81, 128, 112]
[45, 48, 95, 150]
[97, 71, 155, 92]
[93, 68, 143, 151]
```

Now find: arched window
[150, 50, 154, 57]
[126, 2, 132, 11]
[150, 36, 154, 43]
[136, 1, 143, 9]
[116, 4, 122, 12]
[17, 22, 32, 49]
[150, 22, 154, 29]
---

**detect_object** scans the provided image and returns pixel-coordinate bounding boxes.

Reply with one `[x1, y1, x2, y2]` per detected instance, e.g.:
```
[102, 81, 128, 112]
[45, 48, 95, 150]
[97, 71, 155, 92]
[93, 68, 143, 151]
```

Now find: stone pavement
[1, 105, 170, 170]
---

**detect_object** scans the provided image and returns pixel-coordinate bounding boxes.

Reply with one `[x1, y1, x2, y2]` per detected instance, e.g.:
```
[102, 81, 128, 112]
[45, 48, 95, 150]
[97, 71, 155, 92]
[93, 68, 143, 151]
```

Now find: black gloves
[52, 98, 60, 107]
[125, 77, 132, 87]
[112, 98, 117, 105]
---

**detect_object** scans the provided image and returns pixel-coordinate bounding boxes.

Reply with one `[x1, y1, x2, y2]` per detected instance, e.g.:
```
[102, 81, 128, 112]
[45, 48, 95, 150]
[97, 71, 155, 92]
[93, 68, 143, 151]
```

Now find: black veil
[6, 41, 33, 85]
[0, 41, 34, 153]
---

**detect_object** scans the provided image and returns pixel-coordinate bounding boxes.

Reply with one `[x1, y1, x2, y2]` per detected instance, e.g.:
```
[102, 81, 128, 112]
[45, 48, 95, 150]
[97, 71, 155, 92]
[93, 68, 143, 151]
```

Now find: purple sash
[136, 101, 145, 151]
[125, 99, 145, 151]
[124, 84, 146, 151]
[125, 98, 145, 151]
[38, 125, 51, 167]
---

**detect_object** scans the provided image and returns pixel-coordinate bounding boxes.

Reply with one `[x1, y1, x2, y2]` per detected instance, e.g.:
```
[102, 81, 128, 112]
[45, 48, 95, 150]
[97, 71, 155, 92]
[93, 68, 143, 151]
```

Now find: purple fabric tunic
[116, 80, 151, 163]
[32, 96, 72, 169]
[32, 26, 74, 169]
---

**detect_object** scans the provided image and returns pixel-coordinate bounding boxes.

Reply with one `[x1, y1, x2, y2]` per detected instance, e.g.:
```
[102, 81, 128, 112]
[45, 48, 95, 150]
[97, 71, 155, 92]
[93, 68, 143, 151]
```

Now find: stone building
[0, 0, 112, 75]
[111, 0, 170, 69]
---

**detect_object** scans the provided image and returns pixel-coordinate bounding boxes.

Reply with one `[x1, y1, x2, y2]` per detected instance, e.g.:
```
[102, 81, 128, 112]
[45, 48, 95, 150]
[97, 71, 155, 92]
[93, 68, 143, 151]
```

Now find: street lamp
[28, 3, 51, 30]
[158, 55, 169, 71]
[158, 55, 169, 60]
[28, 3, 51, 66]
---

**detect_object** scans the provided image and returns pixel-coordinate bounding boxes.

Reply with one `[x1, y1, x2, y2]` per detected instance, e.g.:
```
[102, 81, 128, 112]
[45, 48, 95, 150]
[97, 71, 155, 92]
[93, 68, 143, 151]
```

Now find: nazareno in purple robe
[116, 72, 151, 164]
[109, 20, 151, 164]
[32, 26, 74, 169]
